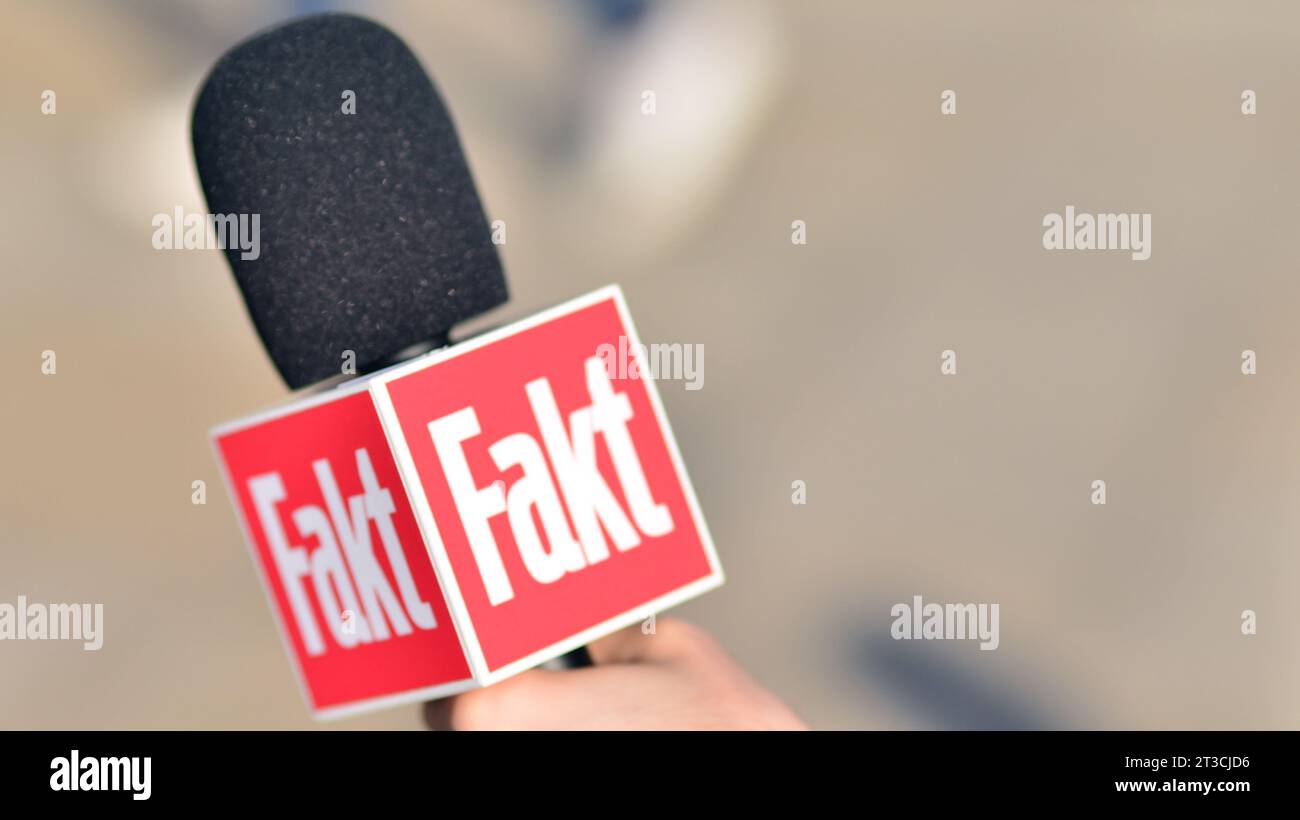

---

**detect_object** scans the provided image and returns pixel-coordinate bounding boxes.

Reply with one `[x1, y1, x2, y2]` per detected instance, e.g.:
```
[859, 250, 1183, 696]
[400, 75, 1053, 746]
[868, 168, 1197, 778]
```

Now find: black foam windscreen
[191, 13, 507, 389]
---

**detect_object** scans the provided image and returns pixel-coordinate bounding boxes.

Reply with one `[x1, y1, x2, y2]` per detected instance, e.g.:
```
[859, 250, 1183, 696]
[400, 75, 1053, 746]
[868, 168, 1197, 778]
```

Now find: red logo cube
[212, 287, 722, 716]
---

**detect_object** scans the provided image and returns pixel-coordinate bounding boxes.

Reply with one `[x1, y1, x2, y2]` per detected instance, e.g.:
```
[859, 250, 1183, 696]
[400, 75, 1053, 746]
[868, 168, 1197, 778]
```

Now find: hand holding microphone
[426, 618, 805, 730]
[194, 13, 794, 727]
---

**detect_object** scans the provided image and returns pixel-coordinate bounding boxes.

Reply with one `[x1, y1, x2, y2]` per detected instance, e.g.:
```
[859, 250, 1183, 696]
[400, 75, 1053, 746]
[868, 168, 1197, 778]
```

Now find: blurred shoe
[556, 0, 786, 263]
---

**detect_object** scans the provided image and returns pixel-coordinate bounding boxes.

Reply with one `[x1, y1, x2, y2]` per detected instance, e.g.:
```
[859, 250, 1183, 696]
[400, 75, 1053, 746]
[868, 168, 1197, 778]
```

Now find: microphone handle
[556, 646, 593, 669]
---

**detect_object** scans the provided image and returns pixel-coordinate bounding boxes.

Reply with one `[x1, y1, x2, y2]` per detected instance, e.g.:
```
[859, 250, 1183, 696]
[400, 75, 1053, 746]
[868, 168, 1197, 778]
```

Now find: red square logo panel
[375, 290, 720, 677]
[214, 389, 472, 715]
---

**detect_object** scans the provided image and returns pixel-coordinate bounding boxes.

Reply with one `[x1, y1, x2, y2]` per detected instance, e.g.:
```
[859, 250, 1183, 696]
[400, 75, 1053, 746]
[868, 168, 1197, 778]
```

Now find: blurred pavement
[2, 0, 1299, 728]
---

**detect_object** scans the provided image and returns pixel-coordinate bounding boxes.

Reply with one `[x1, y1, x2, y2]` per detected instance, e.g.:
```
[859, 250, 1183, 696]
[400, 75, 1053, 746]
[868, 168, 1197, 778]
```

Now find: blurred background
[3, 0, 1300, 729]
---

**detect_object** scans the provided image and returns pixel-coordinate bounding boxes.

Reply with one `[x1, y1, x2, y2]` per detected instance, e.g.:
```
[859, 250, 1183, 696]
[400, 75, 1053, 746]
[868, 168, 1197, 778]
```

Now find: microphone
[195, 12, 594, 675]
[191, 12, 507, 390]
